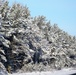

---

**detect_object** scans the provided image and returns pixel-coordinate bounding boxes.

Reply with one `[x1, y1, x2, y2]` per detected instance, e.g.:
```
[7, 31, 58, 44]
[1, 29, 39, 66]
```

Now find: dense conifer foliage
[0, 0, 76, 73]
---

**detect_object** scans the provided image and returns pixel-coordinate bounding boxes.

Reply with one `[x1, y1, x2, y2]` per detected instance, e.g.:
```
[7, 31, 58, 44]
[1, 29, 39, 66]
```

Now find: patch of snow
[8, 68, 76, 75]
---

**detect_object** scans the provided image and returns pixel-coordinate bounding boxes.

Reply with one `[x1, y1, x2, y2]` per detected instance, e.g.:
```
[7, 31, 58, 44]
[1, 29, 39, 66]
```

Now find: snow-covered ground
[9, 68, 76, 75]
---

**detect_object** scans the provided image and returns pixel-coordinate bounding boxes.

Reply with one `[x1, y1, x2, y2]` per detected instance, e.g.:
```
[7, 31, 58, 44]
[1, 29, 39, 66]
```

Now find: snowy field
[9, 68, 76, 75]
